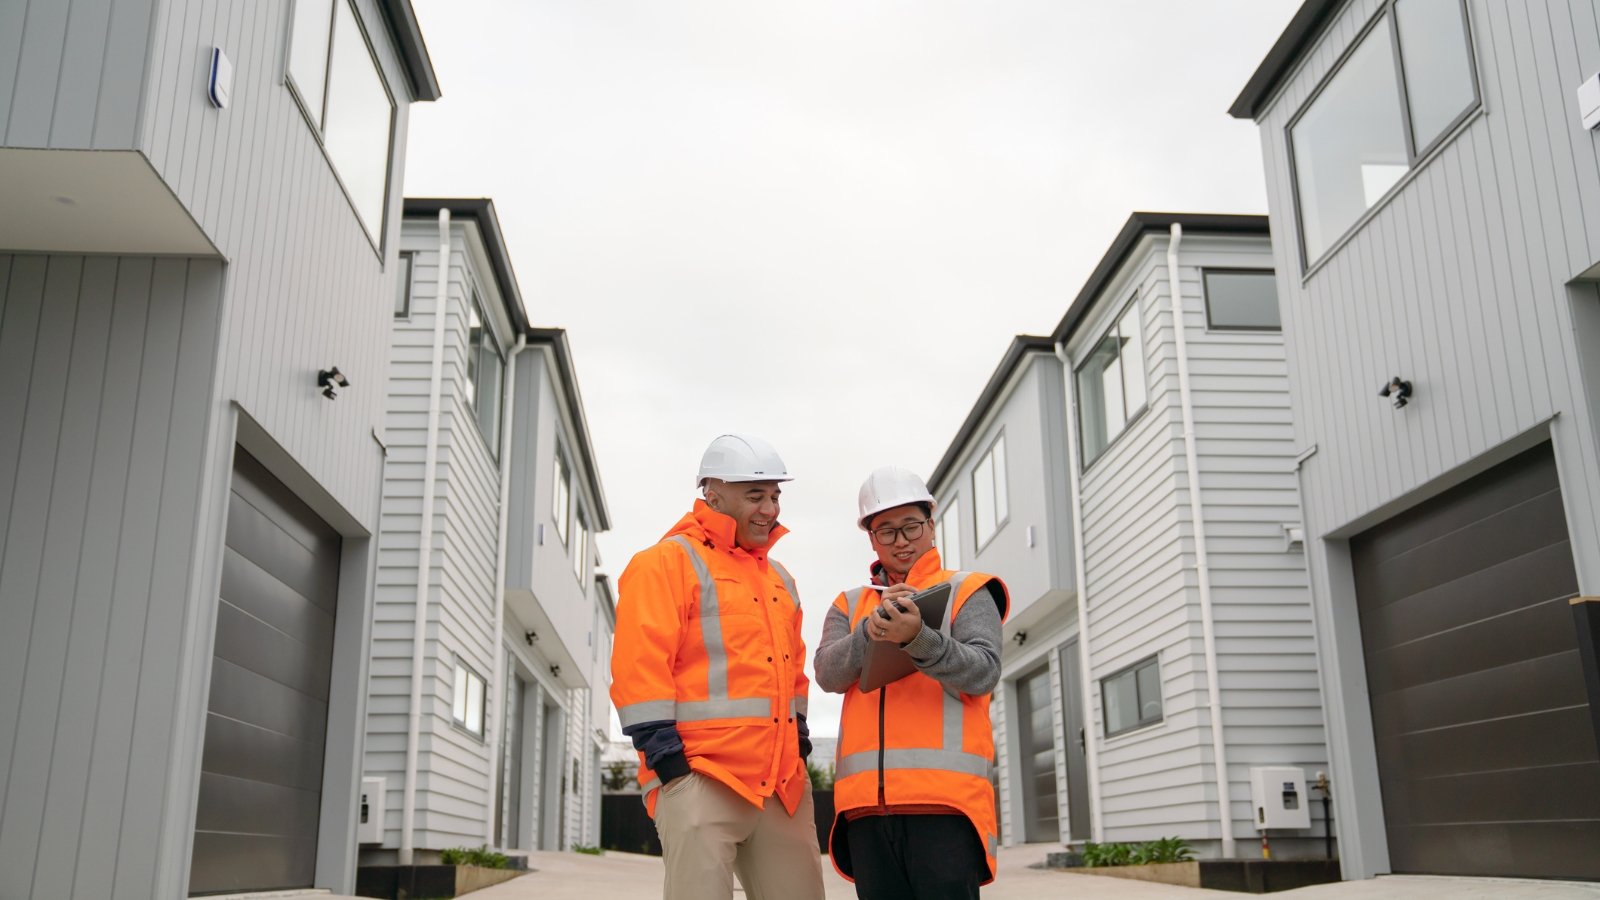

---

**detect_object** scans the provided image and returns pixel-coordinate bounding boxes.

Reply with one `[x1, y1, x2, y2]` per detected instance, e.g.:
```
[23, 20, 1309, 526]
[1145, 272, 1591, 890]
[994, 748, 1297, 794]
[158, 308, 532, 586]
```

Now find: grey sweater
[814, 581, 1004, 696]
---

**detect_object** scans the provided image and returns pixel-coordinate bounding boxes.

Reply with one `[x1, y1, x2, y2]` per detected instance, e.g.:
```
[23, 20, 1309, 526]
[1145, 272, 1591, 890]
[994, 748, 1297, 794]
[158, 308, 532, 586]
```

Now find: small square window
[1204, 269, 1280, 331]
[452, 660, 486, 737]
[1102, 655, 1162, 737]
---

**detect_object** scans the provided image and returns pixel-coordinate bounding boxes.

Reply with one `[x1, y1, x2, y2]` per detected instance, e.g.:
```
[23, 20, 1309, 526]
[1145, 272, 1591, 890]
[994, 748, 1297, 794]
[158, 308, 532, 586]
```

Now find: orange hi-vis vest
[828, 549, 1008, 884]
[611, 500, 810, 818]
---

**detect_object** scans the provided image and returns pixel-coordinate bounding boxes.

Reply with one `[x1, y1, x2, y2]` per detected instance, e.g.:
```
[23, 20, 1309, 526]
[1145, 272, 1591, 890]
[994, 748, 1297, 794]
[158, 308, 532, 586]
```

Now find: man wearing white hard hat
[814, 466, 1008, 900]
[611, 434, 824, 900]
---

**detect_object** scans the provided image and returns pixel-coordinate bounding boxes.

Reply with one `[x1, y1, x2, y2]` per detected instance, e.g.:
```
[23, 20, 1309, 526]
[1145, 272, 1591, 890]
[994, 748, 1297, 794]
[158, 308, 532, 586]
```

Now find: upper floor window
[552, 449, 571, 546]
[937, 498, 962, 570]
[1289, 0, 1477, 265]
[1103, 655, 1162, 737]
[972, 435, 1008, 549]
[1077, 300, 1147, 466]
[287, 0, 396, 242]
[465, 291, 505, 454]
[452, 659, 485, 738]
[393, 251, 414, 317]
[1203, 269, 1280, 331]
[573, 516, 589, 586]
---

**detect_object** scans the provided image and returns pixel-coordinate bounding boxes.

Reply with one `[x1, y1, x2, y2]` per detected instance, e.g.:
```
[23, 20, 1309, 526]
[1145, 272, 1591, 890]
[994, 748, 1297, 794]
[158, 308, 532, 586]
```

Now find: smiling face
[867, 503, 936, 578]
[703, 479, 782, 549]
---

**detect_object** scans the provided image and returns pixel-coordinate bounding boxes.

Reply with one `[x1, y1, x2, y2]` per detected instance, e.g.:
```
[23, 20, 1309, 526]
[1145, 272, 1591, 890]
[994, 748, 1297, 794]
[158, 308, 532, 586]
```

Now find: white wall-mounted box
[1250, 767, 1310, 831]
[1578, 71, 1600, 130]
[359, 776, 386, 844]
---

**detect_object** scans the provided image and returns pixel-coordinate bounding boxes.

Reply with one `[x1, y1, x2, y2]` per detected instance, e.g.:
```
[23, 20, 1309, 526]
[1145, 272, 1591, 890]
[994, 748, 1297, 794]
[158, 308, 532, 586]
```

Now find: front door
[1014, 664, 1060, 843]
[1059, 638, 1090, 841]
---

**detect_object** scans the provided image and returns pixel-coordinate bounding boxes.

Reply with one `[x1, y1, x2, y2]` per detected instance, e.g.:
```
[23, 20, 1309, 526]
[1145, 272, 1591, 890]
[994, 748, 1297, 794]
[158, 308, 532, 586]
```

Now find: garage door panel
[1363, 596, 1578, 694]
[1354, 489, 1568, 610]
[188, 832, 318, 895]
[219, 546, 336, 648]
[207, 658, 328, 746]
[1385, 822, 1600, 879]
[229, 450, 342, 565]
[1369, 650, 1589, 736]
[200, 712, 326, 792]
[1382, 761, 1600, 825]
[226, 497, 338, 613]
[1375, 705, 1596, 782]
[213, 599, 333, 700]
[192, 771, 322, 836]
[1351, 447, 1561, 566]
[1358, 542, 1579, 651]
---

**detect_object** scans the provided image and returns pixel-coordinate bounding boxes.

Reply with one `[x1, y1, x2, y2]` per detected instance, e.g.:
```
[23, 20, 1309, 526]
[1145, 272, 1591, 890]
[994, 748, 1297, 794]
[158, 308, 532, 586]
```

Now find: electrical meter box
[1250, 767, 1310, 831]
[359, 776, 386, 844]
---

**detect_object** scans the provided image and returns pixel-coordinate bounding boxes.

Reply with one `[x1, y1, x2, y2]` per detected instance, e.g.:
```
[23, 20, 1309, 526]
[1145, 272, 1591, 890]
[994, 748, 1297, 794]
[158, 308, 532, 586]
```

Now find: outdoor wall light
[550, 664, 561, 678]
[318, 367, 349, 399]
[1378, 376, 1412, 409]
[1013, 631, 1028, 647]
[525, 630, 539, 646]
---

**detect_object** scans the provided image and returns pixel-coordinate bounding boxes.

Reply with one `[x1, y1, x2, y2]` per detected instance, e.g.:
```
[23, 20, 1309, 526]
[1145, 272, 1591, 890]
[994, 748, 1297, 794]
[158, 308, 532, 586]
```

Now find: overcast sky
[404, 0, 1300, 740]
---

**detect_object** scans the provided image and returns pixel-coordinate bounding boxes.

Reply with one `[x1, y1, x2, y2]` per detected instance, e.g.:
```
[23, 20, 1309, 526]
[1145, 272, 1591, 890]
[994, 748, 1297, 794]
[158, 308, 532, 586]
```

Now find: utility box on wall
[1250, 767, 1310, 831]
[359, 777, 386, 845]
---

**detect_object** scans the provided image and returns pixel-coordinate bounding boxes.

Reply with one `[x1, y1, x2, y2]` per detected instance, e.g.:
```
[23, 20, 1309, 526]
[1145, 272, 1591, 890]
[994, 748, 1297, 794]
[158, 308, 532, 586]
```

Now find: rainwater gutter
[400, 208, 452, 865]
[1167, 223, 1235, 859]
[485, 333, 525, 844]
[1053, 341, 1105, 844]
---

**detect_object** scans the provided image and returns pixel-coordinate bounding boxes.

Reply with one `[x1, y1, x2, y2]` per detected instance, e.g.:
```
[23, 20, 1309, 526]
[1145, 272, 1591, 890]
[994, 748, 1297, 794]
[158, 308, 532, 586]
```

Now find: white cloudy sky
[404, 0, 1299, 739]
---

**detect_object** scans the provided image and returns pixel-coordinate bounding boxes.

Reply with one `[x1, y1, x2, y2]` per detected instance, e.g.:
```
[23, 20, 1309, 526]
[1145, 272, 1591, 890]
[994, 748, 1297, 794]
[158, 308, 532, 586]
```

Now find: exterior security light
[318, 367, 349, 399]
[208, 48, 232, 109]
[1578, 71, 1600, 130]
[1378, 376, 1412, 408]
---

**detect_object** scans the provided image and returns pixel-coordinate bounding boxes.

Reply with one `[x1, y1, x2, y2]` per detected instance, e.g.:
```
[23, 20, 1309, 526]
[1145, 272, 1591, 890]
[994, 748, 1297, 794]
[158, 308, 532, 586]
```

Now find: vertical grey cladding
[0, 254, 224, 900]
[0, 0, 156, 149]
[505, 348, 546, 595]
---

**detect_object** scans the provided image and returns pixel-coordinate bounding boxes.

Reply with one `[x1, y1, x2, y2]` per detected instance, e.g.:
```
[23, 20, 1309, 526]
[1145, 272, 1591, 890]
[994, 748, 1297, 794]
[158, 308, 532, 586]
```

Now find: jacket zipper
[877, 683, 887, 808]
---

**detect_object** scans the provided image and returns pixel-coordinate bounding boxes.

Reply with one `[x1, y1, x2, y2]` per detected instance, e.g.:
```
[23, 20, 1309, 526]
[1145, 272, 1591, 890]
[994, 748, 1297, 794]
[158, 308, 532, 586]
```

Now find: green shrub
[573, 844, 604, 855]
[1082, 837, 1195, 867]
[806, 760, 834, 791]
[439, 844, 509, 869]
[1081, 842, 1133, 868]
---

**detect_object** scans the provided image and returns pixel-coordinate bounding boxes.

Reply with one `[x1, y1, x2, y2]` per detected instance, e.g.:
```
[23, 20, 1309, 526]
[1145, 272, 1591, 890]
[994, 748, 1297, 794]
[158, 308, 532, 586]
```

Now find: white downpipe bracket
[400, 209, 452, 865]
[485, 334, 525, 845]
[1054, 341, 1104, 844]
[1167, 224, 1235, 858]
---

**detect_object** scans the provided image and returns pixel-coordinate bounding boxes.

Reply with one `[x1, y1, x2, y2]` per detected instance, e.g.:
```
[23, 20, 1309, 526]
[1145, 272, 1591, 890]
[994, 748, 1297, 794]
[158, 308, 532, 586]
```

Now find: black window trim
[393, 250, 416, 318]
[1283, 0, 1481, 274]
[451, 655, 488, 741]
[465, 288, 507, 460]
[1201, 267, 1282, 333]
[1074, 293, 1150, 472]
[1101, 653, 1164, 738]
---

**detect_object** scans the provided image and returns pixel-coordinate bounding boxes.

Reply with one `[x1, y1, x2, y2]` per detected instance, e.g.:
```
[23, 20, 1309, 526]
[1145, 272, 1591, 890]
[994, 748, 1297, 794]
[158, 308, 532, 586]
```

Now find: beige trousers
[654, 772, 825, 900]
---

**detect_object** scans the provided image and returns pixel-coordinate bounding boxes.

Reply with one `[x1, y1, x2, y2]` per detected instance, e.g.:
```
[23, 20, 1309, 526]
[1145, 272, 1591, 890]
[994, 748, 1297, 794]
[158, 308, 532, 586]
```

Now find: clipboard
[858, 582, 953, 693]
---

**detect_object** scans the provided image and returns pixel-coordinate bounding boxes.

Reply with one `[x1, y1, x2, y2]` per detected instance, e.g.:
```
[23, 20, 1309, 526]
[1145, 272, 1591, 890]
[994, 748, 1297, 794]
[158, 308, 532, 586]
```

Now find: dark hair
[867, 501, 933, 532]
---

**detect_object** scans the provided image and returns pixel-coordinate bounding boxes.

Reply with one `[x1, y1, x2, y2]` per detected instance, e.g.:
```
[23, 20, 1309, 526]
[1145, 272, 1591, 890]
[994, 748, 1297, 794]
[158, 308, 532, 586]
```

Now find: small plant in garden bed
[439, 844, 509, 868]
[1082, 837, 1193, 867]
[573, 844, 604, 855]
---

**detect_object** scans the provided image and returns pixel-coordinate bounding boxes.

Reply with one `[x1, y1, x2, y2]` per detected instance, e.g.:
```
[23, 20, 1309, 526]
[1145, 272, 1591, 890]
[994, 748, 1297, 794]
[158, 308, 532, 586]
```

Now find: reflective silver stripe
[942, 572, 974, 635]
[617, 699, 677, 728]
[843, 588, 865, 621]
[676, 697, 771, 721]
[987, 832, 998, 858]
[668, 536, 728, 700]
[791, 696, 808, 718]
[835, 748, 992, 780]
[771, 559, 800, 610]
[943, 684, 965, 752]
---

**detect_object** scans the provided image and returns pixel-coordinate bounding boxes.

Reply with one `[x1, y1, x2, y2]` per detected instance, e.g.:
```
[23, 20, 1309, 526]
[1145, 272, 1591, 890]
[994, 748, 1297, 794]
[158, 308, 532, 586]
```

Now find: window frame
[971, 432, 1009, 552]
[1074, 296, 1150, 471]
[1201, 267, 1281, 333]
[1284, 0, 1480, 273]
[393, 250, 415, 318]
[552, 447, 572, 547]
[1101, 654, 1164, 738]
[283, 0, 398, 254]
[464, 289, 506, 457]
[936, 497, 962, 571]
[451, 658, 487, 740]
[572, 512, 588, 587]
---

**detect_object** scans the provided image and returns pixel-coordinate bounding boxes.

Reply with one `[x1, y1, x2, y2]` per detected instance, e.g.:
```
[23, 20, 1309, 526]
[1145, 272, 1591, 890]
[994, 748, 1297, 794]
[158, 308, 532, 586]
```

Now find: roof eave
[926, 335, 1058, 494]
[1228, 0, 1343, 120]
[402, 198, 528, 334]
[378, 0, 442, 102]
[526, 328, 613, 532]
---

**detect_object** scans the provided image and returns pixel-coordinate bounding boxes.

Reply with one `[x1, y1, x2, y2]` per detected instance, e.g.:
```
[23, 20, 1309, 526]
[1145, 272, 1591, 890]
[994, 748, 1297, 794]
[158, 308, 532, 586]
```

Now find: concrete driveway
[328, 845, 1600, 900]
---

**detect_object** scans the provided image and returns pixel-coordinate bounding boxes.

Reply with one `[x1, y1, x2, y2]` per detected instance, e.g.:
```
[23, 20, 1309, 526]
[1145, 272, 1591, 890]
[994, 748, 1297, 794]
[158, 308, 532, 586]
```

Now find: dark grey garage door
[189, 448, 342, 894]
[1351, 442, 1599, 878]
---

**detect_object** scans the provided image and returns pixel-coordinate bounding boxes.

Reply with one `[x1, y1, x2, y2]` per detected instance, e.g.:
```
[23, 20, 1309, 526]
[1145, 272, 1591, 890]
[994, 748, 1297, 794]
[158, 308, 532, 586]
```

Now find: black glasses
[872, 520, 931, 546]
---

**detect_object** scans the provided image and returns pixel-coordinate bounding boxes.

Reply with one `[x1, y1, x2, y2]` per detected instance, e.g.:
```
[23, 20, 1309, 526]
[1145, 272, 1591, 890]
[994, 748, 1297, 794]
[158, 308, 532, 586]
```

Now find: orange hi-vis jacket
[828, 550, 1008, 884]
[611, 500, 810, 817]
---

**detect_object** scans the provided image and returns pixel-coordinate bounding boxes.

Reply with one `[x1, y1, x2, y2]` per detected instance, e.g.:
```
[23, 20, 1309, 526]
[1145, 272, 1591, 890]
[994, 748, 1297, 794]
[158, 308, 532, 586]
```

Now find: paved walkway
[319, 845, 1600, 900]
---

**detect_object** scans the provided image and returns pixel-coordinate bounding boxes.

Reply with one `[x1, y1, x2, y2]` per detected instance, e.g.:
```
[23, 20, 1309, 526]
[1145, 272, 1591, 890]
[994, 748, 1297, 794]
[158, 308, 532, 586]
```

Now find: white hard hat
[697, 434, 793, 487]
[858, 465, 937, 530]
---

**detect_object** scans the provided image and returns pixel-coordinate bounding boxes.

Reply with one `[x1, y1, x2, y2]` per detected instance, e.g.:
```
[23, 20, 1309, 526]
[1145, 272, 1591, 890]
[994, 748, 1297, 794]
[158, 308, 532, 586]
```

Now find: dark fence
[601, 790, 836, 857]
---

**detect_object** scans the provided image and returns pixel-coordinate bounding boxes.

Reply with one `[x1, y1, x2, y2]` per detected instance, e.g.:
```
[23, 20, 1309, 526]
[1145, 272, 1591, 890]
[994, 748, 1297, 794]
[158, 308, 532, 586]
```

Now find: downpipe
[485, 333, 525, 845]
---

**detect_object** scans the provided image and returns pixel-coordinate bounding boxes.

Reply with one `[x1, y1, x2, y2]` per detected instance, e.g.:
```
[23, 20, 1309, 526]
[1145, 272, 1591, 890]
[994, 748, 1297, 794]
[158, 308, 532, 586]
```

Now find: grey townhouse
[361, 198, 614, 868]
[1229, 0, 1600, 881]
[928, 212, 1331, 861]
[0, 0, 440, 897]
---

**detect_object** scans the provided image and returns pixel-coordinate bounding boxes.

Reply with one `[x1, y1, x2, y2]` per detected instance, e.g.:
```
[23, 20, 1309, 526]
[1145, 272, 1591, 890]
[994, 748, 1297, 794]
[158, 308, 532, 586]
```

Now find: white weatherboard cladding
[1250, 0, 1600, 878]
[1070, 235, 1323, 850]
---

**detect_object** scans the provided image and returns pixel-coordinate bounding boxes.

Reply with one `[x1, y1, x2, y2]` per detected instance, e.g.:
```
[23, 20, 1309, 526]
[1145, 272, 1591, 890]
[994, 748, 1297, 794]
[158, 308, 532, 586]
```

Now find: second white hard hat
[858, 465, 937, 530]
[697, 434, 793, 487]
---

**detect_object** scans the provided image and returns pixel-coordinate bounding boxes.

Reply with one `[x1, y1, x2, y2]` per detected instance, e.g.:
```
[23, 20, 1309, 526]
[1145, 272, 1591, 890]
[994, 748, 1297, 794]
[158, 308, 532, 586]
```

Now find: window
[465, 291, 505, 453]
[286, 0, 396, 241]
[573, 515, 588, 586]
[452, 660, 486, 737]
[1289, 0, 1477, 264]
[937, 498, 961, 570]
[552, 450, 571, 546]
[1203, 270, 1280, 331]
[393, 251, 414, 317]
[1102, 655, 1162, 737]
[1076, 301, 1147, 465]
[972, 435, 1008, 549]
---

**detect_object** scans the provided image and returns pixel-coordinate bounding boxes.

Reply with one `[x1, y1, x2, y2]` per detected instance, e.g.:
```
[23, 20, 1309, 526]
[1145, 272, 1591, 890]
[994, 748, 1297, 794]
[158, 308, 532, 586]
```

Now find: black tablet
[859, 582, 953, 693]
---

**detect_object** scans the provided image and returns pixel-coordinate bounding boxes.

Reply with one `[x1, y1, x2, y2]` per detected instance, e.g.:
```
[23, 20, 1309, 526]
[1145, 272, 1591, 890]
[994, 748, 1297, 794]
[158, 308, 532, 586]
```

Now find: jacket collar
[666, 499, 788, 561]
[870, 547, 945, 588]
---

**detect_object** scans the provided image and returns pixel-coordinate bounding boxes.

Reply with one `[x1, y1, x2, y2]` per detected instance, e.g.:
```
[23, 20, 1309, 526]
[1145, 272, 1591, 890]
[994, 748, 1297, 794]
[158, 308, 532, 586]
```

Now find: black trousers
[844, 814, 986, 900]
